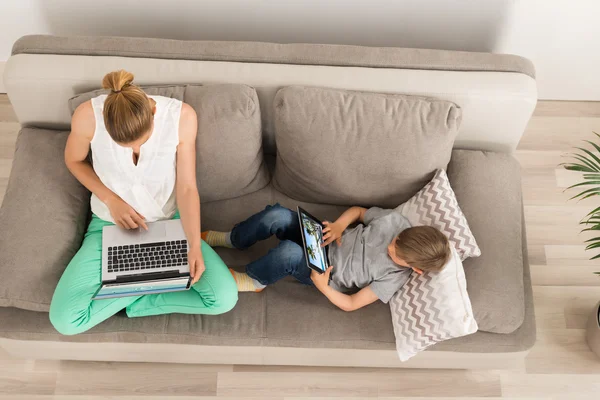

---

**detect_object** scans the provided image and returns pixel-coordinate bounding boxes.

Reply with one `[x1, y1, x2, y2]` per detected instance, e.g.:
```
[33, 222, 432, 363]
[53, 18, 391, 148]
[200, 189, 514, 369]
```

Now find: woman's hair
[395, 226, 451, 272]
[101, 70, 153, 143]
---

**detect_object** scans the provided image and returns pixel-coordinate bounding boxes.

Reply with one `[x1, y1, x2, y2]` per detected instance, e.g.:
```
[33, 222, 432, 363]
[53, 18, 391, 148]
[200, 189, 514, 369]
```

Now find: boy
[202, 204, 451, 311]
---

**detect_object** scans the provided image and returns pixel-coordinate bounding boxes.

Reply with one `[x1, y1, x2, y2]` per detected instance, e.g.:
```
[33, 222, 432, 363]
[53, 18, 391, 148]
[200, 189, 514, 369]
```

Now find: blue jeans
[230, 204, 313, 286]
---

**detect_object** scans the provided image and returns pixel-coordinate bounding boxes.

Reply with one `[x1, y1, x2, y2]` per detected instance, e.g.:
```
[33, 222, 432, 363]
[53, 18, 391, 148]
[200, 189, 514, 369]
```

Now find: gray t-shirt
[328, 207, 412, 303]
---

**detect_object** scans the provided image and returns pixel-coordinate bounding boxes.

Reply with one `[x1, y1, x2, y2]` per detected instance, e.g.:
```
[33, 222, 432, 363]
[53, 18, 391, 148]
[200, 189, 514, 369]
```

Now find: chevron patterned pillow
[397, 169, 480, 261]
[390, 247, 478, 361]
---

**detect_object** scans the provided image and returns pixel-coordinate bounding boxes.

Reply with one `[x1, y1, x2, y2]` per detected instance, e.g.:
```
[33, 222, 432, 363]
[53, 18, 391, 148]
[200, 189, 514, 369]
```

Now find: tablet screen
[300, 210, 328, 272]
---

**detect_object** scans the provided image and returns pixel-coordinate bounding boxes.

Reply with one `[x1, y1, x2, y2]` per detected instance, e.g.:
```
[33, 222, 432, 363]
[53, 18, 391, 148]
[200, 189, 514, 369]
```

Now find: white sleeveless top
[90, 95, 182, 223]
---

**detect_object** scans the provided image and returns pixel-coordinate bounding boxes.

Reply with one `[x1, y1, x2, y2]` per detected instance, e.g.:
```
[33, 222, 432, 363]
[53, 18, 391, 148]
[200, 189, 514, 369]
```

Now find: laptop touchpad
[139, 223, 167, 242]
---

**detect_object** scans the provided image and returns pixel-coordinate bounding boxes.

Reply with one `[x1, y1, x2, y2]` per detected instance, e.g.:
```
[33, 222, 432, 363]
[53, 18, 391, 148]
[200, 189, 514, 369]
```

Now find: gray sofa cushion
[448, 150, 525, 334]
[0, 128, 90, 311]
[184, 84, 270, 202]
[273, 86, 461, 208]
[70, 84, 270, 203]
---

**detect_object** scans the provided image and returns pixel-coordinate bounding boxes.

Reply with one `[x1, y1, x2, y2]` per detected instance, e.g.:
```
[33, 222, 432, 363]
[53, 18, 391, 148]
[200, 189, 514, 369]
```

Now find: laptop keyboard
[107, 240, 188, 273]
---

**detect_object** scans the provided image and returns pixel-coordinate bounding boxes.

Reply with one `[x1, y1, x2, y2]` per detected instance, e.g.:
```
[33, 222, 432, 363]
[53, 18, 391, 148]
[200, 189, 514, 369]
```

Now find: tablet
[297, 206, 329, 274]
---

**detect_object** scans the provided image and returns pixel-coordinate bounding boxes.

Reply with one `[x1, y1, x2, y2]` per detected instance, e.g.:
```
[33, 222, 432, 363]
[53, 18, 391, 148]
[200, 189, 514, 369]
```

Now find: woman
[49, 70, 238, 335]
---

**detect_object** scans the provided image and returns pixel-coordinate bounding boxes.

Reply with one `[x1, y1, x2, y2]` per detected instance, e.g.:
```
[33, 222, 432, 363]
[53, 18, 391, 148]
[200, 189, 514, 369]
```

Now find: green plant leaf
[569, 187, 600, 200]
[581, 224, 600, 232]
[566, 180, 600, 190]
[582, 218, 600, 225]
[563, 154, 600, 172]
[571, 153, 600, 172]
[577, 145, 600, 169]
[560, 157, 597, 171]
[584, 139, 600, 153]
[585, 209, 600, 219]
[585, 242, 600, 250]
[562, 131, 600, 268]
[563, 164, 597, 172]
[580, 191, 600, 201]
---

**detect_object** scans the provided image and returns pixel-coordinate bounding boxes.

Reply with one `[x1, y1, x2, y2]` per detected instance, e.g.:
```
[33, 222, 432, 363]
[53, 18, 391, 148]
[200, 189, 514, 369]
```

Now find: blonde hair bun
[102, 69, 134, 93]
[100, 69, 152, 143]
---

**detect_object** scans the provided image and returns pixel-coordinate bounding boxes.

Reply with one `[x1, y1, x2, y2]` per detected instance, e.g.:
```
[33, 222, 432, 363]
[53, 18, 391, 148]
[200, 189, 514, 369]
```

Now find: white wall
[496, 0, 600, 100]
[0, 0, 51, 92]
[0, 1, 50, 62]
[0, 0, 597, 99]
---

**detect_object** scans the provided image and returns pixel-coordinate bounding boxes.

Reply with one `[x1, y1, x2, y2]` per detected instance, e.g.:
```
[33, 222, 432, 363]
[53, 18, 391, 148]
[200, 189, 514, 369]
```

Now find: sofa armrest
[448, 150, 524, 334]
[0, 128, 90, 312]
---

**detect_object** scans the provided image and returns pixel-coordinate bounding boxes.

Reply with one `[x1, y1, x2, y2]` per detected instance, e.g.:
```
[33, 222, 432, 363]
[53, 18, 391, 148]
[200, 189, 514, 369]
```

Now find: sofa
[0, 35, 537, 369]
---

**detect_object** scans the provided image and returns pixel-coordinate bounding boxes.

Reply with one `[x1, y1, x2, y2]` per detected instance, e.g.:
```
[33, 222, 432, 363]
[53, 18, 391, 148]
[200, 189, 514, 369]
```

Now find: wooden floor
[1, 94, 600, 398]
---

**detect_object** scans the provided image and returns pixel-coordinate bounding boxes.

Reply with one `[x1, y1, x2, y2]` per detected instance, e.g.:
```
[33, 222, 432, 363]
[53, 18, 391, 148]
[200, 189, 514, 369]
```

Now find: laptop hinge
[113, 270, 185, 284]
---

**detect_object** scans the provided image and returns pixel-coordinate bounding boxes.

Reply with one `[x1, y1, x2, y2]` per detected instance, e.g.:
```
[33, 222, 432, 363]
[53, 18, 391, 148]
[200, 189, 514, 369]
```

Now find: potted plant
[562, 133, 600, 358]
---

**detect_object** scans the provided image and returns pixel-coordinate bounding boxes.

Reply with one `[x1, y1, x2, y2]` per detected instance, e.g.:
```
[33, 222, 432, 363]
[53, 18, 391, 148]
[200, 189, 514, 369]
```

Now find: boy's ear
[412, 266, 424, 275]
[149, 98, 157, 115]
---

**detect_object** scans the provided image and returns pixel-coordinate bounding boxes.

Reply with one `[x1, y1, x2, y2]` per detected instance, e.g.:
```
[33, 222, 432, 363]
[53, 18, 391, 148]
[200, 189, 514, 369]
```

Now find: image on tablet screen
[301, 213, 327, 272]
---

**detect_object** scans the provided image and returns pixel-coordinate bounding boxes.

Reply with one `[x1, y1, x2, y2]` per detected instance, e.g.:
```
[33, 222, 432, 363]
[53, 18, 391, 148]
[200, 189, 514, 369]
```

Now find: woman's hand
[188, 246, 206, 285]
[105, 196, 148, 230]
[322, 221, 344, 247]
[311, 266, 333, 290]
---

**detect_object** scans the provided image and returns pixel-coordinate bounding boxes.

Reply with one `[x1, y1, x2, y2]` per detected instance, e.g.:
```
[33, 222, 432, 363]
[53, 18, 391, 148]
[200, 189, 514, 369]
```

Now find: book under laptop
[92, 219, 191, 300]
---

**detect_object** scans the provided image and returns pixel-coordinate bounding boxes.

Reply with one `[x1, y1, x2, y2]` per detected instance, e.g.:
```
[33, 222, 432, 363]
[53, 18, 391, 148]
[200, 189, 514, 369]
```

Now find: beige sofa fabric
[184, 84, 270, 202]
[4, 50, 537, 155]
[273, 86, 461, 207]
[449, 150, 525, 334]
[0, 128, 90, 312]
[12, 35, 536, 78]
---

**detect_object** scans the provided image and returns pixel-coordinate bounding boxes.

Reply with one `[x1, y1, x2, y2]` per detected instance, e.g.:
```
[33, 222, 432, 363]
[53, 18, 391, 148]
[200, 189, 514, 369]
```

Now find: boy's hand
[311, 266, 333, 290]
[322, 221, 343, 247]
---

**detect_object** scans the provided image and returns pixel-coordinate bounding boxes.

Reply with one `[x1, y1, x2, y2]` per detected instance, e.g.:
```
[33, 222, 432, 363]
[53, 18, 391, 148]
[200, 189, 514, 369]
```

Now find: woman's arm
[65, 102, 146, 230]
[311, 267, 379, 311]
[322, 206, 368, 246]
[175, 103, 204, 284]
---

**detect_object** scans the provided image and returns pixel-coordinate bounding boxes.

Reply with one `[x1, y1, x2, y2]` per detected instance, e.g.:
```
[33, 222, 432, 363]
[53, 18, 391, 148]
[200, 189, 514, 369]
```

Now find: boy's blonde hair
[395, 226, 451, 272]
[101, 70, 153, 143]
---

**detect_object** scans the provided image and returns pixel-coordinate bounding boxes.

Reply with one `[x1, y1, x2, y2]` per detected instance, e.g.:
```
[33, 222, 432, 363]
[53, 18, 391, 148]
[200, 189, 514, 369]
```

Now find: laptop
[92, 219, 191, 300]
[297, 206, 329, 274]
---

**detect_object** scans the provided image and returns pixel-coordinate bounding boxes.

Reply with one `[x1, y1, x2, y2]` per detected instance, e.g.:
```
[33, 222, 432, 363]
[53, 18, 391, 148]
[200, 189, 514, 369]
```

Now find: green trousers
[49, 214, 238, 335]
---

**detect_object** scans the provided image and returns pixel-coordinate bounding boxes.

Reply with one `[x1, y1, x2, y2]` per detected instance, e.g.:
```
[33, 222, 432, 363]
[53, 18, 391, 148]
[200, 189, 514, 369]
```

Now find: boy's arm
[311, 267, 379, 311]
[335, 206, 368, 226]
[322, 206, 368, 246]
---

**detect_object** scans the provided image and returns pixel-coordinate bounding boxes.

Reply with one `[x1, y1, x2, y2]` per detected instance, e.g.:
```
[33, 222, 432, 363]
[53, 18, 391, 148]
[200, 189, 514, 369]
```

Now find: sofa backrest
[4, 35, 537, 153]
